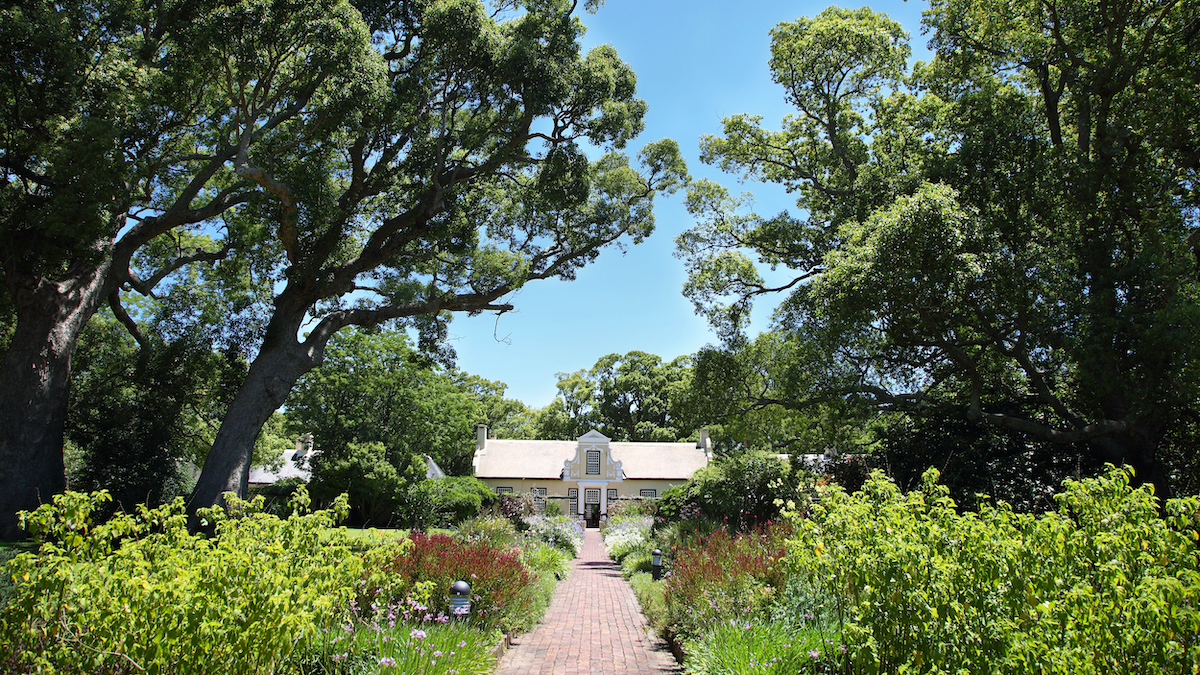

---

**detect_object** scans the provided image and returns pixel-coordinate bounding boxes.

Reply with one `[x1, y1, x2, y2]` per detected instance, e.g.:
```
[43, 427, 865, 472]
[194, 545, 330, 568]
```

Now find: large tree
[536, 350, 697, 441]
[0, 0, 374, 537]
[187, 0, 686, 515]
[678, 2, 1199, 501]
[0, 0, 685, 537]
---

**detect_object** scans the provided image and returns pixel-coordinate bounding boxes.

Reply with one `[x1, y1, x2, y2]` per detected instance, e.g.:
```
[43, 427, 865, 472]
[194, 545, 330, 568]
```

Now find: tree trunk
[187, 306, 321, 520]
[0, 272, 111, 540]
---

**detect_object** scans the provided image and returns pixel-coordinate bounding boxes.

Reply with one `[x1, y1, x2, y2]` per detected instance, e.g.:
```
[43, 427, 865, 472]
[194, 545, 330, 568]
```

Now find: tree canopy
[677, 1, 1200, 500]
[0, 0, 685, 536]
[535, 350, 698, 442]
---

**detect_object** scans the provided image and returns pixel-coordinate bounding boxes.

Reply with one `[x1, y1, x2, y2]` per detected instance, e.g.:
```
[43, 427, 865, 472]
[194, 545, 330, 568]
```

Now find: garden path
[493, 529, 680, 675]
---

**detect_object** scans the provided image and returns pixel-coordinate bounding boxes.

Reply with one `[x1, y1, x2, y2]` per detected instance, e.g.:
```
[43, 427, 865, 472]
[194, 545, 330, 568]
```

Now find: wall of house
[477, 477, 684, 517]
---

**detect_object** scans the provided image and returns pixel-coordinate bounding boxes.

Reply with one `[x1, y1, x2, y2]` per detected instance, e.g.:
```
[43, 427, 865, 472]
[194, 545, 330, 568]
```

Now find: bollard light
[651, 549, 663, 581]
[450, 580, 471, 619]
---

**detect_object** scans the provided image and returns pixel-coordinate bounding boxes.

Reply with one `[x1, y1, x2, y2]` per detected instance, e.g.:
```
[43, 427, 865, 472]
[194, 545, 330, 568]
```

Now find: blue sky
[450, 0, 932, 408]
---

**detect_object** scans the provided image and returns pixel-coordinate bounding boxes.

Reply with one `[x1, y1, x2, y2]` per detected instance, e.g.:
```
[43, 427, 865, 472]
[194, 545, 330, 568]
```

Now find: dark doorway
[584, 503, 600, 528]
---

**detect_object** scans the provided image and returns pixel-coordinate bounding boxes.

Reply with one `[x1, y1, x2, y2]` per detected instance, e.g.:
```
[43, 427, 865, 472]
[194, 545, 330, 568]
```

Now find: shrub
[457, 515, 520, 549]
[621, 550, 653, 578]
[290, 618, 496, 675]
[520, 540, 572, 581]
[0, 489, 359, 675]
[655, 452, 804, 534]
[362, 533, 539, 633]
[402, 477, 496, 529]
[662, 521, 792, 641]
[792, 466, 1200, 674]
[524, 515, 584, 557]
[604, 526, 649, 563]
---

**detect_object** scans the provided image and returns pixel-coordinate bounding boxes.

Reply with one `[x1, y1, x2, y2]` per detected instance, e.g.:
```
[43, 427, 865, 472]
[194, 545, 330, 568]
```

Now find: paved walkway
[494, 529, 681, 675]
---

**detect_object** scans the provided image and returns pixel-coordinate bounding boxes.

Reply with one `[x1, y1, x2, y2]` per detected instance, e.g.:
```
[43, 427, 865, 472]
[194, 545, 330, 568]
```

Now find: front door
[584, 503, 600, 528]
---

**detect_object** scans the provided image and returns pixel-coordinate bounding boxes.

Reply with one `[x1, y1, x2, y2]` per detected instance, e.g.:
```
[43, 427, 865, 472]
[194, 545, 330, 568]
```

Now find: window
[639, 489, 657, 499]
[586, 450, 600, 475]
[495, 487, 513, 494]
[607, 488, 618, 502]
[568, 488, 578, 514]
[530, 487, 547, 512]
[584, 488, 601, 504]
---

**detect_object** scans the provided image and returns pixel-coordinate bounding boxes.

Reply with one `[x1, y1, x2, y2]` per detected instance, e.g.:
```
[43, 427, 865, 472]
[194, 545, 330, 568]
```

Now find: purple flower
[380, 656, 397, 667]
[410, 628, 427, 639]
[809, 649, 820, 659]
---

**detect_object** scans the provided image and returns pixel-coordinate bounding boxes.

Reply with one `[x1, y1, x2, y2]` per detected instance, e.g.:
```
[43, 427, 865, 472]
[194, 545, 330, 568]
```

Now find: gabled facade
[471, 426, 710, 527]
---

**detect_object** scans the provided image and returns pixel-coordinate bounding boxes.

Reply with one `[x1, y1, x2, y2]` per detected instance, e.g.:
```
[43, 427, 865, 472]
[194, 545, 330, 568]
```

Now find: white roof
[473, 432, 708, 481]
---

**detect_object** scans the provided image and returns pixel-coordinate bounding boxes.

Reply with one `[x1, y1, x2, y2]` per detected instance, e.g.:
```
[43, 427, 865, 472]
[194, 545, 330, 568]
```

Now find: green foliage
[292, 328, 527, 525]
[0, 488, 359, 674]
[535, 350, 699, 441]
[790, 466, 1200, 673]
[520, 540, 572, 582]
[458, 515, 521, 549]
[361, 532, 543, 634]
[402, 477, 497, 529]
[657, 451, 809, 532]
[683, 621, 830, 675]
[65, 313, 242, 512]
[628, 571, 668, 633]
[676, 0, 1200, 498]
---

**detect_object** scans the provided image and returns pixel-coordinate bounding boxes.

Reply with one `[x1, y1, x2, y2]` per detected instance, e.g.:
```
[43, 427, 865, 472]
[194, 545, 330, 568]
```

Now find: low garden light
[652, 549, 662, 581]
[450, 580, 471, 619]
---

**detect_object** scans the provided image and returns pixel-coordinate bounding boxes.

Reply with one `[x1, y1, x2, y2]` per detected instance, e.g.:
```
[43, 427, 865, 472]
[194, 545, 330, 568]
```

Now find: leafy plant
[0, 488, 358, 674]
[790, 466, 1200, 673]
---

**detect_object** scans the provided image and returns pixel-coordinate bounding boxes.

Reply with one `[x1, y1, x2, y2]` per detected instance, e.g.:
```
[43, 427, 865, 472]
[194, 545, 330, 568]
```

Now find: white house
[471, 425, 711, 527]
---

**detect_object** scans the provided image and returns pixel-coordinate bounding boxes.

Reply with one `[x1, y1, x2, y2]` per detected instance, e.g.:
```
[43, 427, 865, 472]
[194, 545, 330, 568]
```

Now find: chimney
[476, 424, 488, 451]
[697, 427, 711, 460]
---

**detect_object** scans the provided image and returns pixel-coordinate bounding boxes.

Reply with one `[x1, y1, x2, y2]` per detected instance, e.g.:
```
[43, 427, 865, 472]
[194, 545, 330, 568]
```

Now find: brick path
[494, 529, 681, 675]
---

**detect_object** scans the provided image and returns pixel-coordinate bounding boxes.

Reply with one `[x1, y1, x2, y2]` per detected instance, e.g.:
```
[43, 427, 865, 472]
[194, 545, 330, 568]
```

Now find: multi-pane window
[495, 487, 513, 494]
[586, 450, 600, 475]
[568, 488, 578, 515]
[607, 488, 618, 502]
[584, 488, 601, 504]
[639, 489, 657, 499]
[531, 487, 547, 511]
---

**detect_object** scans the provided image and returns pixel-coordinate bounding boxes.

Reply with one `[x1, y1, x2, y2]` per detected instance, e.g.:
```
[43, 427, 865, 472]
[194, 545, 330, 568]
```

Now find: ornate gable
[563, 430, 623, 481]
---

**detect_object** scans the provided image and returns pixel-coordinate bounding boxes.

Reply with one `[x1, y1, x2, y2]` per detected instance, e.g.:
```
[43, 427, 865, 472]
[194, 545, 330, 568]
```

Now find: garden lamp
[450, 580, 471, 619]
[652, 549, 662, 581]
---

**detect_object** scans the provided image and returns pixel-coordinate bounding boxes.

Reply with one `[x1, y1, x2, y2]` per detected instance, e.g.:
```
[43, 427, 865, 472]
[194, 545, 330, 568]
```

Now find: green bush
[0, 489, 359, 674]
[458, 515, 521, 548]
[792, 466, 1200, 673]
[521, 539, 572, 581]
[656, 451, 807, 534]
[362, 532, 544, 633]
[288, 618, 496, 675]
[402, 477, 496, 529]
[621, 550, 653, 578]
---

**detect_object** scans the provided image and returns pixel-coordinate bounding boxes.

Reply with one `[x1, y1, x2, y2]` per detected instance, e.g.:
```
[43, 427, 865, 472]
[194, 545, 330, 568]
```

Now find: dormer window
[586, 450, 600, 475]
